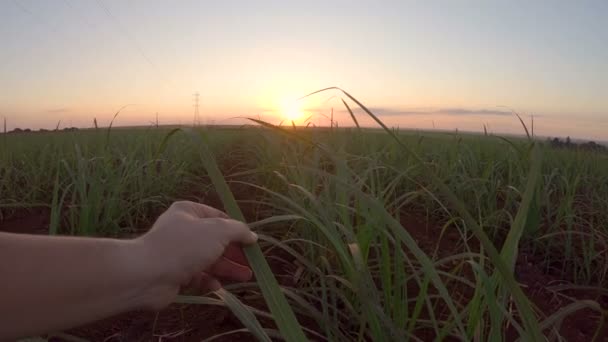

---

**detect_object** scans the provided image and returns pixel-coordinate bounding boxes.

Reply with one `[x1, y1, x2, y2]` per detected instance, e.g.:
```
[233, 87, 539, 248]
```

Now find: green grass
[2, 107, 608, 340]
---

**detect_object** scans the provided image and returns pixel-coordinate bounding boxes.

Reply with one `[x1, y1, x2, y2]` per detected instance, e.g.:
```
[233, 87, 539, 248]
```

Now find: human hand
[135, 201, 257, 310]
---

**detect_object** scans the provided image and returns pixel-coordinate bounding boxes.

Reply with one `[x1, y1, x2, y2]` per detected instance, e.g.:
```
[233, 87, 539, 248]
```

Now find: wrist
[124, 237, 181, 311]
[114, 238, 163, 310]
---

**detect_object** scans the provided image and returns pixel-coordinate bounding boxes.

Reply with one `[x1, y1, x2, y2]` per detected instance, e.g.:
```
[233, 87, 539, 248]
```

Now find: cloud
[357, 107, 512, 117]
[47, 107, 70, 113]
[258, 105, 519, 118]
[365, 108, 427, 116]
[437, 108, 511, 116]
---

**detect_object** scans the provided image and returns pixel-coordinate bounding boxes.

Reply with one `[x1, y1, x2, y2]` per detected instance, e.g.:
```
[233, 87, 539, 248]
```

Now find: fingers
[171, 201, 229, 219]
[191, 269, 247, 293]
[194, 272, 222, 292]
[223, 243, 249, 266]
[208, 257, 253, 282]
[203, 218, 258, 246]
[170, 202, 258, 247]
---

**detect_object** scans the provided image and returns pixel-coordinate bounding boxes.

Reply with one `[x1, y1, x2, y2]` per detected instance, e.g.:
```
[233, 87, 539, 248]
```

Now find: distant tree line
[547, 136, 607, 152]
[6, 127, 79, 134]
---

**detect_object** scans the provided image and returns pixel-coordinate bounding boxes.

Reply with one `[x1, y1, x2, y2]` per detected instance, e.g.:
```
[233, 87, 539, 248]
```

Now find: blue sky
[1, 1, 607, 139]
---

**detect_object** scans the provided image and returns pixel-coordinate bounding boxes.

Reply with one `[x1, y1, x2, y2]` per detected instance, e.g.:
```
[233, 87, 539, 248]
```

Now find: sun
[280, 99, 304, 122]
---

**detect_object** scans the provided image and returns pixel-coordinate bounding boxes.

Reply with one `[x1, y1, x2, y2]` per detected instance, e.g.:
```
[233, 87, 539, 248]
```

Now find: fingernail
[251, 232, 258, 241]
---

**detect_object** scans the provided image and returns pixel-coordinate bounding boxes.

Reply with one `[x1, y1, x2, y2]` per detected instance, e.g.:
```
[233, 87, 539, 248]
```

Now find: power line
[12, 0, 34, 16]
[12, 0, 61, 33]
[94, 0, 154, 67]
[93, 0, 170, 86]
[62, 0, 97, 31]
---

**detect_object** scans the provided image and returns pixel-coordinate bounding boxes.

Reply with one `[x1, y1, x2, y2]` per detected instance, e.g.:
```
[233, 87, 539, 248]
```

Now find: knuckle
[199, 204, 227, 218]
[170, 201, 191, 211]
[203, 217, 230, 227]
[202, 217, 245, 234]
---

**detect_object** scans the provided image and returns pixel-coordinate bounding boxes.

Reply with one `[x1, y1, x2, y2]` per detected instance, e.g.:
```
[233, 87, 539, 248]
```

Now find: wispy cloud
[257, 106, 519, 118]
[364, 107, 512, 117]
[438, 108, 511, 116]
[47, 107, 70, 113]
[364, 108, 427, 116]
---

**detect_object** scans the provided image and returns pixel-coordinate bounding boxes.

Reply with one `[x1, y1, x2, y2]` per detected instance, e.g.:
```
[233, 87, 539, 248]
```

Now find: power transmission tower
[193, 92, 200, 126]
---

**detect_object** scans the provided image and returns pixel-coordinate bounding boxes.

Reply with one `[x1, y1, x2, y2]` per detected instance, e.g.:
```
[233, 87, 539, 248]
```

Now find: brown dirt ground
[2, 206, 607, 341]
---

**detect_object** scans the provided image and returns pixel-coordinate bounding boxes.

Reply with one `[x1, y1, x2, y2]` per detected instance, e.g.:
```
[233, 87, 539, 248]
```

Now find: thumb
[204, 218, 258, 245]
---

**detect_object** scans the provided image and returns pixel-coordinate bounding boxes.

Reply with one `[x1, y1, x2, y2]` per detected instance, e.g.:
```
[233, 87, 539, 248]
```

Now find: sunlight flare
[279, 98, 304, 123]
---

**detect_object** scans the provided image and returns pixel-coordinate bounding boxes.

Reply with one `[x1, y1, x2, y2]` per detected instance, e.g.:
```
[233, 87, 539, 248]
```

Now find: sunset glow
[0, 1, 606, 140]
[279, 99, 305, 123]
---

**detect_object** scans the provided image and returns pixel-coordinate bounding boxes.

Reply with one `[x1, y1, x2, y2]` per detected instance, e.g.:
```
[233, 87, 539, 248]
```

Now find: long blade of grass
[49, 178, 72, 236]
[192, 132, 308, 342]
[514, 112, 530, 140]
[341, 99, 360, 131]
[538, 300, 604, 334]
[499, 144, 542, 270]
[176, 294, 274, 320]
[214, 288, 272, 342]
[49, 170, 62, 235]
[248, 214, 304, 230]
[156, 127, 182, 157]
[498, 107, 531, 141]
[105, 104, 132, 148]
